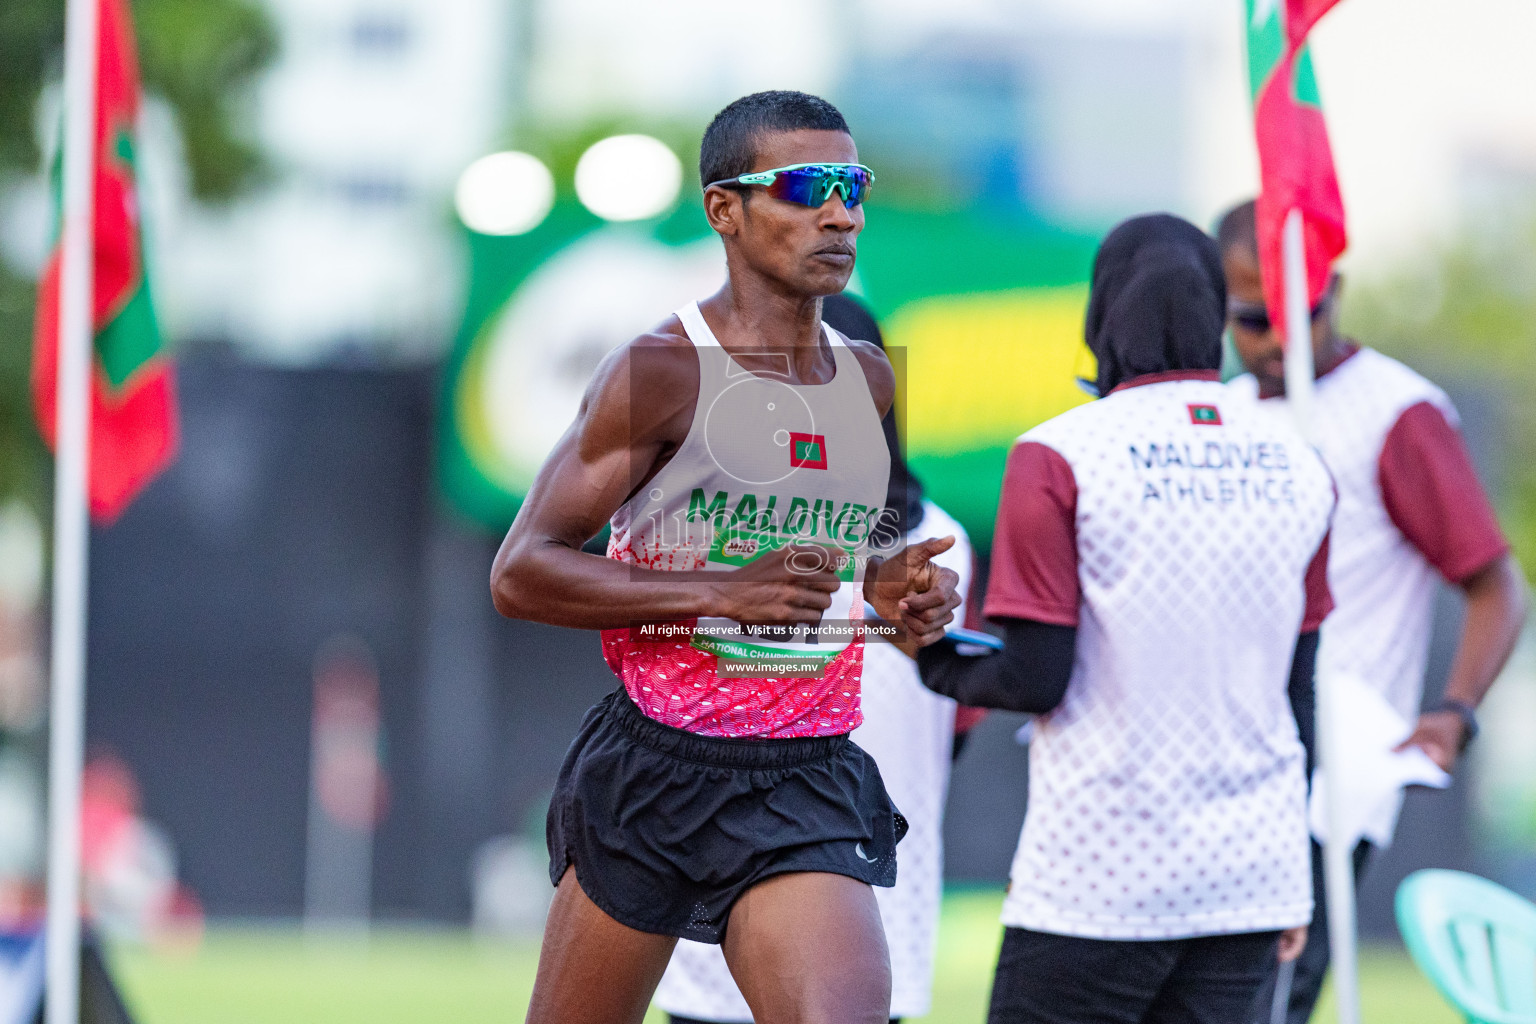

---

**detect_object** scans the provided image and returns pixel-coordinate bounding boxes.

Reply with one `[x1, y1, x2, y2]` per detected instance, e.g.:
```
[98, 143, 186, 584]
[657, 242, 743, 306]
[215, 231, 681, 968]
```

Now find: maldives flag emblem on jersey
[789, 432, 828, 470]
[1188, 403, 1222, 426]
[1244, 0, 1348, 333]
[32, 0, 178, 522]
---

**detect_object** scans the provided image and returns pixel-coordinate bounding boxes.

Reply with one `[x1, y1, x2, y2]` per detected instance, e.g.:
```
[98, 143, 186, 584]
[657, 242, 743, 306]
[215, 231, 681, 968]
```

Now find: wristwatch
[1429, 698, 1480, 753]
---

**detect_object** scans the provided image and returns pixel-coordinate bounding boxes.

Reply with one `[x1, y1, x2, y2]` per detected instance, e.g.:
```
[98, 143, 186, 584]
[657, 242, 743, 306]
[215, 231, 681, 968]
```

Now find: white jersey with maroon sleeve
[1234, 348, 1508, 722]
[986, 371, 1335, 940]
[653, 501, 974, 1021]
[1233, 347, 1509, 842]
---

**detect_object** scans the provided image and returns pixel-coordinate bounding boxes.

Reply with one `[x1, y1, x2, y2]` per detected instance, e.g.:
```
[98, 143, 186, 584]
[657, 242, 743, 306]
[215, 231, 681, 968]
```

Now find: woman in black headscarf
[915, 214, 1324, 1024]
[917, 212, 1230, 715]
[1083, 213, 1227, 395]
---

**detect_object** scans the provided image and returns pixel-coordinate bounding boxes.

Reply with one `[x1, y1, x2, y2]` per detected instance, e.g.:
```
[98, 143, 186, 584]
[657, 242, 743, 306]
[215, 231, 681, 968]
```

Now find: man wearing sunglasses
[1216, 200, 1528, 1024]
[492, 90, 960, 1024]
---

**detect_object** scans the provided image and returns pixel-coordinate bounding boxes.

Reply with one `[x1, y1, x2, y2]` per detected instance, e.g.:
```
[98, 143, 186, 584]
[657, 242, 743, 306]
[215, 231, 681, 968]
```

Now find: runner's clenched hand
[865, 536, 961, 651]
[712, 543, 843, 628]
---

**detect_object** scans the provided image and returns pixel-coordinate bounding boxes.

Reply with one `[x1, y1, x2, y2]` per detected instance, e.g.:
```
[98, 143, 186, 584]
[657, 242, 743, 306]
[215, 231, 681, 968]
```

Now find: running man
[490, 91, 961, 1024]
[919, 215, 1333, 1024]
[1216, 199, 1528, 1024]
[654, 294, 978, 1024]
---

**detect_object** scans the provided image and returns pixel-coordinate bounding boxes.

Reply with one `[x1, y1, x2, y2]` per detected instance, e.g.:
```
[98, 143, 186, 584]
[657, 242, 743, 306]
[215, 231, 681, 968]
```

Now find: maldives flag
[1245, 0, 1348, 335]
[32, 0, 178, 522]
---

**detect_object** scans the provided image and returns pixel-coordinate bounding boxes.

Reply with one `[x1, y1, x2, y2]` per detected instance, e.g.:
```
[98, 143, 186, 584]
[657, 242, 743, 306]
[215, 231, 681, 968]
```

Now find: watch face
[1461, 711, 1479, 749]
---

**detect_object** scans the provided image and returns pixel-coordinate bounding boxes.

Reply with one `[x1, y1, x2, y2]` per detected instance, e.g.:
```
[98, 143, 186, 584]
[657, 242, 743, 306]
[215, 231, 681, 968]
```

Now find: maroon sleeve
[953, 551, 990, 734]
[1301, 531, 1333, 632]
[952, 551, 991, 736]
[1379, 401, 1510, 585]
[953, 705, 989, 735]
[983, 442, 1080, 626]
[962, 550, 985, 631]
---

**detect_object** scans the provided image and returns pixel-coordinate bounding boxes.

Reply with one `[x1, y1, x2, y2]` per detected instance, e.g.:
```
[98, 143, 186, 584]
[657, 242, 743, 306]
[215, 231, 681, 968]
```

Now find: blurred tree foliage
[1, 0, 277, 198]
[0, 0, 277, 507]
[0, 270, 37, 506]
[0, 267, 46, 508]
[1343, 203, 1536, 580]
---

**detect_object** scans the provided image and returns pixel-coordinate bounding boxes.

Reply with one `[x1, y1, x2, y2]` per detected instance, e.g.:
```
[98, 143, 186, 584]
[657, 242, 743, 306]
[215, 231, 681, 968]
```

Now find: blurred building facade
[150, 0, 513, 364]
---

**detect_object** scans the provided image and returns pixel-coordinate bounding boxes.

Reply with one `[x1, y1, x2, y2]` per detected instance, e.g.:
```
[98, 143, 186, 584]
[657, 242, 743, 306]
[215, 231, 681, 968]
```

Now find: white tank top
[601, 301, 890, 737]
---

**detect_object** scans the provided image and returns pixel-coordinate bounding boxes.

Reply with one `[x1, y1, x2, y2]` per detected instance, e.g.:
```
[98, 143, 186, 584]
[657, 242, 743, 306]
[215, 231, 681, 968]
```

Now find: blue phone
[944, 627, 1004, 653]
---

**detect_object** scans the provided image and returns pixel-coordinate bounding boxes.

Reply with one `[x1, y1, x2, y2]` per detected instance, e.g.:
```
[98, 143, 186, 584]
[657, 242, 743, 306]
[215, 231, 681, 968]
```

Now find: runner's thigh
[525, 867, 679, 1024]
[722, 871, 891, 1024]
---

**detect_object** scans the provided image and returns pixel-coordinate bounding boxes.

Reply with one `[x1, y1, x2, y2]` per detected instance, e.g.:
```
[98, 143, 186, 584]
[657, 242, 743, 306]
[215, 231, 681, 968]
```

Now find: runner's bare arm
[490, 332, 840, 630]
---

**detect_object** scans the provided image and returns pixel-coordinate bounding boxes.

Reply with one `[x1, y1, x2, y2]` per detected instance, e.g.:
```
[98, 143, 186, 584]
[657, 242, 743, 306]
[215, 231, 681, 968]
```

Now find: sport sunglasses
[1227, 295, 1328, 334]
[706, 163, 875, 208]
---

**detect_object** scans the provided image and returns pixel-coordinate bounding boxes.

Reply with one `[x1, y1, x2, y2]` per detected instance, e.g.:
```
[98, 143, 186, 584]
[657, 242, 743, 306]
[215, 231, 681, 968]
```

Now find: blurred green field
[111, 889, 1460, 1024]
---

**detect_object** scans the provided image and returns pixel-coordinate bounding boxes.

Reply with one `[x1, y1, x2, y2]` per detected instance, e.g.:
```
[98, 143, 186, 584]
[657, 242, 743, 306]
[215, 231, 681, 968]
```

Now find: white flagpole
[1281, 210, 1314, 429]
[47, 0, 99, 1018]
[1282, 207, 1360, 1024]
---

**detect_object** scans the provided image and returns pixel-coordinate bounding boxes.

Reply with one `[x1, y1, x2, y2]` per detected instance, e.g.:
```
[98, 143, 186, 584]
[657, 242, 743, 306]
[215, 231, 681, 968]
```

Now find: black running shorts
[546, 688, 907, 943]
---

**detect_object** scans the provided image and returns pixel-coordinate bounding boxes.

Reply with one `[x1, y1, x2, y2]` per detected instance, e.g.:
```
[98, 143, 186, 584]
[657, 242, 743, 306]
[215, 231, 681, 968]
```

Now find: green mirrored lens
[762, 165, 871, 208]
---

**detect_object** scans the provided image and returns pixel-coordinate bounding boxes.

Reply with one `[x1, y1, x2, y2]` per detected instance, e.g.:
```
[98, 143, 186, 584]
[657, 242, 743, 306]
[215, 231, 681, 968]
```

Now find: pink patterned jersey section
[599, 531, 865, 739]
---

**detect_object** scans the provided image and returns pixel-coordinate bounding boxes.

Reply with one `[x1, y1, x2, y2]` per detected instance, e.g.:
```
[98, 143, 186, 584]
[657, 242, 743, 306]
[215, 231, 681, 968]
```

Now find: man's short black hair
[699, 91, 850, 188]
[1215, 199, 1259, 261]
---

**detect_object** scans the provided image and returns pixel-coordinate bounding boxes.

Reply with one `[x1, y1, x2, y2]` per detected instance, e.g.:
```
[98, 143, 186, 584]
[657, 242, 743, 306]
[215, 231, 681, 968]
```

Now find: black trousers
[986, 927, 1282, 1024]
[1248, 839, 1374, 1024]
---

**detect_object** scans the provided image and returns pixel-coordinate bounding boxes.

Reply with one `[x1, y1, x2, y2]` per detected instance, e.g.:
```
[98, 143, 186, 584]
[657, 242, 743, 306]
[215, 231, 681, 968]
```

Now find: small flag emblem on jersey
[1188, 404, 1222, 425]
[789, 432, 828, 469]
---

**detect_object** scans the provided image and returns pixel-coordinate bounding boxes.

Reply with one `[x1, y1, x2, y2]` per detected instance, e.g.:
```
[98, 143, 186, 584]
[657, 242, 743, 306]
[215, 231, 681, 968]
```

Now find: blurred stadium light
[573, 135, 683, 222]
[454, 152, 555, 236]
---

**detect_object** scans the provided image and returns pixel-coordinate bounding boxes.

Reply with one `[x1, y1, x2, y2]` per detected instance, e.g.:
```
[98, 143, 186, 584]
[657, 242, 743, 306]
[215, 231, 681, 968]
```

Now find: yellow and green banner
[438, 200, 1098, 548]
